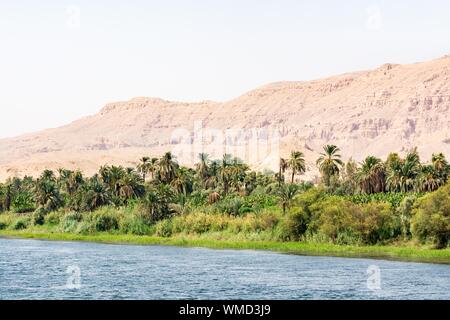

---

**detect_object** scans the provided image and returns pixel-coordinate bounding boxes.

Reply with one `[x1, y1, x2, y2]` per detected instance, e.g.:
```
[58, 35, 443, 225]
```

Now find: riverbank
[2, 229, 450, 265]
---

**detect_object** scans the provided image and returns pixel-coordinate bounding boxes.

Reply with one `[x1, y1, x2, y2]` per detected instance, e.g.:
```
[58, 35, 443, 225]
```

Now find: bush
[0, 214, 15, 229]
[31, 208, 47, 226]
[59, 211, 83, 233]
[276, 208, 309, 241]
[91, 210, 120, 232]
[345, 192, 421, 209]
[172, 212, 215, 234]
[11, 217, 30, 230]
[358, 202, 396, 244]
[309, 197, 395, 245]
[412, 184, 450, 249]
[397, 196, 417, 239]
[155, 219, 173, 237]
[241, 194, 278, 212]
[120, 214, 151, 235]
[215, 197, 246, 216]
[75, 221, 95, 235]
[45, 211, 64, 225]
[12, 192, 35, 213]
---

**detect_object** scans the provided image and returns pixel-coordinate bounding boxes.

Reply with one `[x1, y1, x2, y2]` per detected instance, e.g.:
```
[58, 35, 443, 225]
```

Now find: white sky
[1, 0, 450, 138]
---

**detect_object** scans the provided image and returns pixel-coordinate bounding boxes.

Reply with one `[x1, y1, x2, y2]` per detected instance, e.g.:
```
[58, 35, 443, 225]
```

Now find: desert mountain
[1, 55, 450, 181]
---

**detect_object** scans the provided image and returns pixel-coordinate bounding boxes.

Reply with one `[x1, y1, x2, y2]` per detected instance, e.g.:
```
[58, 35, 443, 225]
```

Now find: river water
[1, 238, 449, 300]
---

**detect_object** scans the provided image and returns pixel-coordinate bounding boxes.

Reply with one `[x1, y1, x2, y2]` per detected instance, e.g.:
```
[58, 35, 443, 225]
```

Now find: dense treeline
[0, 146, 449, 248]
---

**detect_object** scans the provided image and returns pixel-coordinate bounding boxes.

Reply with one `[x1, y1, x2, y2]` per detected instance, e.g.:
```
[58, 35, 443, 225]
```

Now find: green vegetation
[1, 146, 450, 263]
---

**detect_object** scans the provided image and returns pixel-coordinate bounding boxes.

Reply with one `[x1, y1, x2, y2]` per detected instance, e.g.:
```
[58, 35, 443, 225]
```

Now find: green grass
[2, 229, 450, 265]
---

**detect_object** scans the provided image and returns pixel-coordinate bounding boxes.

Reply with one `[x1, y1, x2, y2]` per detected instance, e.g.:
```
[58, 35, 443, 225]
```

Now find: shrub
[155, 219, 173, 237]
[309, 197, 357, 243]
[345, 192, 421, 209]
[397, 195, 417, 239]
[75, 221, 95, 235]
[412, 184, 450, 249]
[0, 222, 7, 230]
[91, 210, 120, 232]
[241, 194, 278, 212]
[277, 208, 309, 241]
[0, 214, 15, 229]
[309, 197, 395, 245]
[120, 214, 150, 235]
[188, 190, 209, 207]
[215, 197, 246, 216]
[45, 211, 64, 225]
[357, 202, 395, 244]
[31, 208, 47, 226]
[11, 217, 30, 230]
[59, 211, 83, 233]
[12, 192, 35, 213]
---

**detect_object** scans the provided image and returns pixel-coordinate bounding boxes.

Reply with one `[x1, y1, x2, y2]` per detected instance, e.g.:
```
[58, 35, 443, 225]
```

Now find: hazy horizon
[1, 0, 450, 138]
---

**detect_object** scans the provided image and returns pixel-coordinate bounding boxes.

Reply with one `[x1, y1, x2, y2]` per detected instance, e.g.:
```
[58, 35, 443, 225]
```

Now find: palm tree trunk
[291, 170, 295, 184]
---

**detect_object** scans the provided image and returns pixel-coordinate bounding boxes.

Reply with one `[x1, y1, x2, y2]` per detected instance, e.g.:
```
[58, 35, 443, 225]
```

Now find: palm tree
[108, 166, 126, 196]
[278, 158, 288, 185]
[171, 167, 192, 196]
[158, 152, 179, 184]
[432, 153, 448, 172]
[118, 171, 145, 202]
[65, 170, 84, 197]
[288, 151, 306, 183]
[386, 148, 422, 192]
[316, 145, 343, 186]
[40, 170, 56, 182]
[82, 178, 111, 211]
[219, 154, 233, 195]
[358, 156, 385, 194]
[402, 148, 422, 192]
[137, 157, 151, 181]
[196, 153, 210, 187]
[204, 160, 220, 189]
[386, 153, 403, 192]
[34, 179, 63, 211]
[432, 153, 449, 184]
[417, 165, 442, 192]
[4, 184, 11, 211]
[277, 184, 300, 214]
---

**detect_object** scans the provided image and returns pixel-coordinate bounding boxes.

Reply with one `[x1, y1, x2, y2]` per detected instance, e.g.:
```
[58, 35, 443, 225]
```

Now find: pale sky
[1, 0, 450, 138]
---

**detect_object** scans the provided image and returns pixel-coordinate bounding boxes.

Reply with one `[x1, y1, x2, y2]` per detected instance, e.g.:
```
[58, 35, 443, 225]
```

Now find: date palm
[432, 153, 449, 183]
[358, 156, 385, 194]
[34, 179, 63, 211]
[219, 154, 233, 195]
[196, 153, 210, 187]
[288, 151, 306, 183]
[82, 178, 111, 211]
[158, 152, 179, 184]
[171, 167, 193, 196]
[278, 158, 288, 185]
[137, 157, 151, 181]
[316, 145, 343, 186]
[386, 153, 403, 192]
[277, 183, 300, 214]
[118, 171, 145, 202]
[417, 165, 442, 192]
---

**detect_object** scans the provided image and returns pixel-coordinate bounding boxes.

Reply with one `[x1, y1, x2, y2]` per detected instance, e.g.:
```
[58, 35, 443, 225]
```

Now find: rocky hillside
[1, 55, 449, 181]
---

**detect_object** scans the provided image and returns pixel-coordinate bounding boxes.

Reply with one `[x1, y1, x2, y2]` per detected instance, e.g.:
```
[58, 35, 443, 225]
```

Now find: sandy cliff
[1, 56, 449, 181]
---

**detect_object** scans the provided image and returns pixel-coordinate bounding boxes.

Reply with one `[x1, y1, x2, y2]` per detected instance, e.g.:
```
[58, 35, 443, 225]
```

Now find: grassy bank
[2, 229, 450, 265]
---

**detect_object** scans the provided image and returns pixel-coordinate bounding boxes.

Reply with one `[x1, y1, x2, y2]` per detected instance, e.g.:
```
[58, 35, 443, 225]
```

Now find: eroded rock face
[0, 55, 449, 180]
